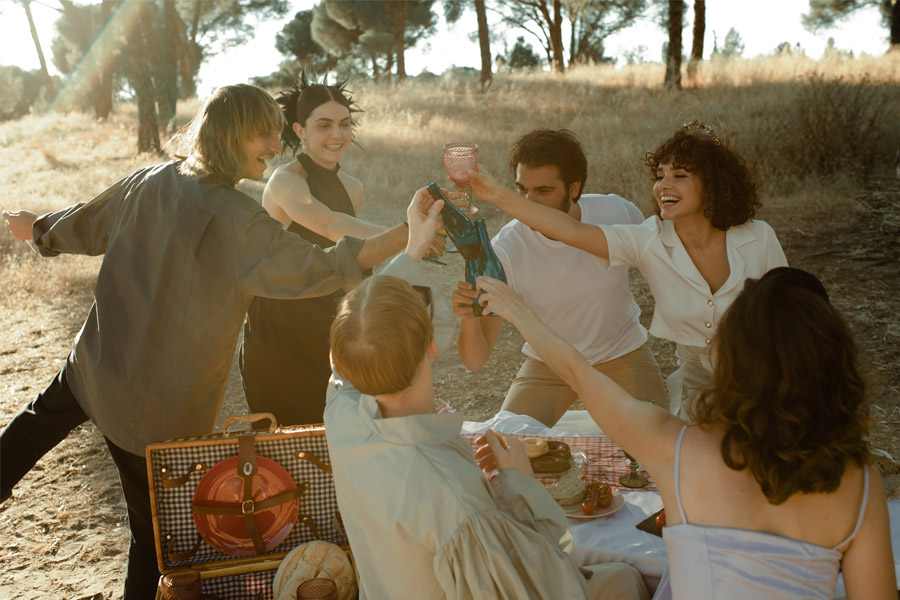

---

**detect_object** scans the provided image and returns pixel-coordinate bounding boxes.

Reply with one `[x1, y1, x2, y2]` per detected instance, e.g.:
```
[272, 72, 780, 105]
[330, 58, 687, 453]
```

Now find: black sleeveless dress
[240, 154, 360, 425]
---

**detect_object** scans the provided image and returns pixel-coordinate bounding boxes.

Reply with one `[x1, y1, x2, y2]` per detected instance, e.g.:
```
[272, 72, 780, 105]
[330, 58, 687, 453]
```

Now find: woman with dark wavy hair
[476, 268, 894, 599]
[240, 73, 434, 426]
[469, 122, 787, 417]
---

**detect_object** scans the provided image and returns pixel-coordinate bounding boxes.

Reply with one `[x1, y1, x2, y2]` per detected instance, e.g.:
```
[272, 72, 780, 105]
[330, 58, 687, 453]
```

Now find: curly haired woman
[469, 122, 787, 417]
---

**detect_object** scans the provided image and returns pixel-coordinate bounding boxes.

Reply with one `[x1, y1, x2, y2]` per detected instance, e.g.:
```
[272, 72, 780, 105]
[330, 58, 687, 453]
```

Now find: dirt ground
[0, 179, 898, 599]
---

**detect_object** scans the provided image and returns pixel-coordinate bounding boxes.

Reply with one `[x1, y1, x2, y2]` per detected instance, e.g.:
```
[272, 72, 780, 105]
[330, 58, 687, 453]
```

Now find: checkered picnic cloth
[461, 432, 657, 492]
[147, 425, 347, 575]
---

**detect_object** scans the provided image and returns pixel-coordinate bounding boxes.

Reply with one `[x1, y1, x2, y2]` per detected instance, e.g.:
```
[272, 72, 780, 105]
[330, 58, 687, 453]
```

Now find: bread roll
[545, 469, 587, 506]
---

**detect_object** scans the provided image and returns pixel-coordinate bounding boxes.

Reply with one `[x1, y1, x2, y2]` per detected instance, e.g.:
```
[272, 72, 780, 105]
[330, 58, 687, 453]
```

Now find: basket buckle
[241, 499, 255, 515]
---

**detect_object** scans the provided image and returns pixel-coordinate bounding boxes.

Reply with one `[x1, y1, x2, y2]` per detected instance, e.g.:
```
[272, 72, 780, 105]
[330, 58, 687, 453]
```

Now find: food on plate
[655, 509, 667, 529]
[545, 469, 587, 507]
[546, 440, 571, 458]
[523, 437, 549, 459]
[530, 440, 573, 474]
[581, 481, 612, 515]
[531, 453, 571, 473]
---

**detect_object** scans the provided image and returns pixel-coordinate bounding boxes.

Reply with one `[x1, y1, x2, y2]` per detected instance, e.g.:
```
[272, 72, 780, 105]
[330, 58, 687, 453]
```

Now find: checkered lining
[460, 432, 657, 491]
[148, 426, 347, 598]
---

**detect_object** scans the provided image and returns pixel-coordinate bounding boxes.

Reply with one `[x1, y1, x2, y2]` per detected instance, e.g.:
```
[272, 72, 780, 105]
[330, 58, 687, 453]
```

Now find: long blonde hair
[166, 84, 284, 183]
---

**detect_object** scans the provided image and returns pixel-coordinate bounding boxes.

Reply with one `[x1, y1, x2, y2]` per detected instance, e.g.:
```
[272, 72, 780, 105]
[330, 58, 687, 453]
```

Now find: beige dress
[324, 382, 593, 600]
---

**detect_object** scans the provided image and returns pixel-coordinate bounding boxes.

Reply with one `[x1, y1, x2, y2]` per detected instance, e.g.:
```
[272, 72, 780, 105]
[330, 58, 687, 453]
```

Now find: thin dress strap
[673, 425, 689, 524]
[831, 466, 870, 550]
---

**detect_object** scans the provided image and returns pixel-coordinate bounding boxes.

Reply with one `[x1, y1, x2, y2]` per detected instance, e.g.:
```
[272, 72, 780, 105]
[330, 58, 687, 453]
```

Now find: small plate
[563, 488, 625, 520]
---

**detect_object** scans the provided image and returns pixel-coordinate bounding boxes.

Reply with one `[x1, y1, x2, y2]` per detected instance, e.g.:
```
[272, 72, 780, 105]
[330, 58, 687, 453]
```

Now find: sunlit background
[0, 0, 888, 97]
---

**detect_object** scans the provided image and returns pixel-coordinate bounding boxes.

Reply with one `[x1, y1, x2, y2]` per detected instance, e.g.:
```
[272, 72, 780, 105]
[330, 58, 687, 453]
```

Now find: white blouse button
[705, 322, 712, 328]
[707, 299, 714, 307]
[705, 338, 711, 345]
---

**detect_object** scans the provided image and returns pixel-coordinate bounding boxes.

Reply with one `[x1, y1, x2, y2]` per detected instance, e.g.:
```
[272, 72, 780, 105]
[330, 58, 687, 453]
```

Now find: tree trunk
[129, 3, 160, 154]
[891, 0, 899, 49]
[87, 0, 117, 119]
[158, 0, 180, 133]
[386, 0, 408, 81]
[665, 0, 683, 90]
[474, 0, 492, 89]
[687, 0, 705, 82]
[22, 0, 55, 98]
[549, 0, 565, 73]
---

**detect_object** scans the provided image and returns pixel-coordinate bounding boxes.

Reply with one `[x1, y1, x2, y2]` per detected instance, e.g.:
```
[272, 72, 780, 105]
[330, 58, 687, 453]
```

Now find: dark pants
[1, 365, 160, 599]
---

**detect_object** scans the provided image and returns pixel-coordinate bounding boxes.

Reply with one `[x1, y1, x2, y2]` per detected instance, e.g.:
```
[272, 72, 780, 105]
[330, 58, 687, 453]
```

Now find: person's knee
[582, 562, 650, 600]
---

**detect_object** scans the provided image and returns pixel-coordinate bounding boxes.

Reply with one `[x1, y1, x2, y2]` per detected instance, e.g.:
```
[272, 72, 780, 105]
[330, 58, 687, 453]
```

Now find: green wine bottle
[425, 182, 479, 260]
[470, 218, 507, 317]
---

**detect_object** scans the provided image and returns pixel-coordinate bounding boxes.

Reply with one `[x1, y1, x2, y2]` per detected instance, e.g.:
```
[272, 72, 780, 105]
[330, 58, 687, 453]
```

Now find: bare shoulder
[267, 161, 311, 198]
[338, 171, 364, 208]
[338, 171, 363, 195]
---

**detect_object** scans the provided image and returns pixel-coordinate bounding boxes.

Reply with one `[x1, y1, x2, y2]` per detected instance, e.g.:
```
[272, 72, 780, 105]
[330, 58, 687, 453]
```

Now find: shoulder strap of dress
[673, 424, 689, 524]
[832, 466, 870, 550]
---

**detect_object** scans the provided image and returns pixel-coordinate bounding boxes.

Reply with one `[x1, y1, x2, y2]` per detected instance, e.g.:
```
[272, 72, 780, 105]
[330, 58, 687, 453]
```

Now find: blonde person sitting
[323, 249, 649, 599]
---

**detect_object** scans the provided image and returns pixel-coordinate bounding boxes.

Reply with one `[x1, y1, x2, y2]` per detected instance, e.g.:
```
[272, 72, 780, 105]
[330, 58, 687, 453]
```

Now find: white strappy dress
[653, 425, 869, 599]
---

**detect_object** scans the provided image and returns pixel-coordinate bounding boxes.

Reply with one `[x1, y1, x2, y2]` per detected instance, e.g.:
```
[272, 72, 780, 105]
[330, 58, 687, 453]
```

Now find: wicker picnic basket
[146, 413, 356, 599]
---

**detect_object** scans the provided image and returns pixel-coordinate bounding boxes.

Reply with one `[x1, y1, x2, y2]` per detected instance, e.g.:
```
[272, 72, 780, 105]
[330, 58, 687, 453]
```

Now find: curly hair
[645, 124, 761, 230]
[508, 129, 587, 200]
[691, 267, 870, 505]
[275, 71, 361, 156]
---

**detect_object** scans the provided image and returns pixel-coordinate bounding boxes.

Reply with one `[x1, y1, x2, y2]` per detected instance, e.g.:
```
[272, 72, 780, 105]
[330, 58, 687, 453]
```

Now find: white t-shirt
[492, 193, 648, 365]
[598, 216, 788, 348]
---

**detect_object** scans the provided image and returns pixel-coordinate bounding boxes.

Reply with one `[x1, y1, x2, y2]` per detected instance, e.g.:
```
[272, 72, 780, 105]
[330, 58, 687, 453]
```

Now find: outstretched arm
[355, 187, 442, 269]
[467, 166, 611, 259]
[475, 276, 681, 473]
[265, 170, 387, 241]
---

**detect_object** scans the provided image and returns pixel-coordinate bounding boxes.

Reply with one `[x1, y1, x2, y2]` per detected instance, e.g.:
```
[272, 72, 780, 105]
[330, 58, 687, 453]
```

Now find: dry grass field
[1, 54, 899, 598]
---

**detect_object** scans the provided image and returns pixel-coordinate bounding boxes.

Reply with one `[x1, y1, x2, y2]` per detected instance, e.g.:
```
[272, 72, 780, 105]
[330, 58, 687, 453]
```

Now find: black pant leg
[104, 438, 159, 600]
[0, 364, 89, 502]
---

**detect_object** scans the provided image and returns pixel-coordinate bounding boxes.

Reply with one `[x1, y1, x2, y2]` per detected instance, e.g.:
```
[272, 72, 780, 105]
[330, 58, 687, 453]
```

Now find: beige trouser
[582, 562, 651, 600]
[500, 343, 668, 428]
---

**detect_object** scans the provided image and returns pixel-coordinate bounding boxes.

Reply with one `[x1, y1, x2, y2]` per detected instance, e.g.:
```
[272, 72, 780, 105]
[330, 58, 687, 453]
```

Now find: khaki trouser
[500, 343, 668, 428]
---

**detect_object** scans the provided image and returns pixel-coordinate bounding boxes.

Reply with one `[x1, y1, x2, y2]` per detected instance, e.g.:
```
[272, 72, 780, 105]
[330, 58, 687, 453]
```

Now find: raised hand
[405, 187, 443, 262]
[474, 429, 534, 477]
[466, 165, 508, 207]
[474, 276, 527, 323]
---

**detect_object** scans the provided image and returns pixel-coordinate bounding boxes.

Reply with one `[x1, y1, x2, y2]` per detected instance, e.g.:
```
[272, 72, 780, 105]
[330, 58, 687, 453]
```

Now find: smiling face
[239, 129, 282, 182]
[294, 100, 353, 168]
[515, 163, 580, 213]
[653, 160, 707, 222]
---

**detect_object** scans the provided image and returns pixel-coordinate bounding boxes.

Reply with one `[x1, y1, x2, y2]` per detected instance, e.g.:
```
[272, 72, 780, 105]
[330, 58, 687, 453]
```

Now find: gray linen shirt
[33, 161, 364, 455]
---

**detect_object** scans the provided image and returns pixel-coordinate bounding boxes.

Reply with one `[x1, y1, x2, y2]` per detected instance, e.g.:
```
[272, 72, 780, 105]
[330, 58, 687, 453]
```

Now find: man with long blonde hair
[1, 83, 441, 599]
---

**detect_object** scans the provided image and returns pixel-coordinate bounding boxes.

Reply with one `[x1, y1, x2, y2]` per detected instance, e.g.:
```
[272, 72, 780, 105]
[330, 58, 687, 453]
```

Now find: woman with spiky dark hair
[241, 73, 434, 426]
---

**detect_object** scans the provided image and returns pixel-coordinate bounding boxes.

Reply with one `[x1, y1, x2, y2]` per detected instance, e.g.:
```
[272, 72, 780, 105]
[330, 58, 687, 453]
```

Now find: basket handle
[223, 412, 278, 435]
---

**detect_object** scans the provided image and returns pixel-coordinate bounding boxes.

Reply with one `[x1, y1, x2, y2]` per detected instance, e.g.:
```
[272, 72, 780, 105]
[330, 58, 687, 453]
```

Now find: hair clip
[680, 119, 721, 146]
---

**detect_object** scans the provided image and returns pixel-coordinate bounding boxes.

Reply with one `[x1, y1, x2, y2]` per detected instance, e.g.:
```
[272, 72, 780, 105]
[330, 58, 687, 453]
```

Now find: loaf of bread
[545, 469, 587, 506]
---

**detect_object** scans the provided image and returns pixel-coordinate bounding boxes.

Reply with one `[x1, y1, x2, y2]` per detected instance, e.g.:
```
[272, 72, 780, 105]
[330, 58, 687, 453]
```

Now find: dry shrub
[764, 73, 895, 179]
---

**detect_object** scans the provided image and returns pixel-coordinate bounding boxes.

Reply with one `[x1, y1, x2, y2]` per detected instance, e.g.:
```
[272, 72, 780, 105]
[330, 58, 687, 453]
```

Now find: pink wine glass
[443, 142, 479, 215]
